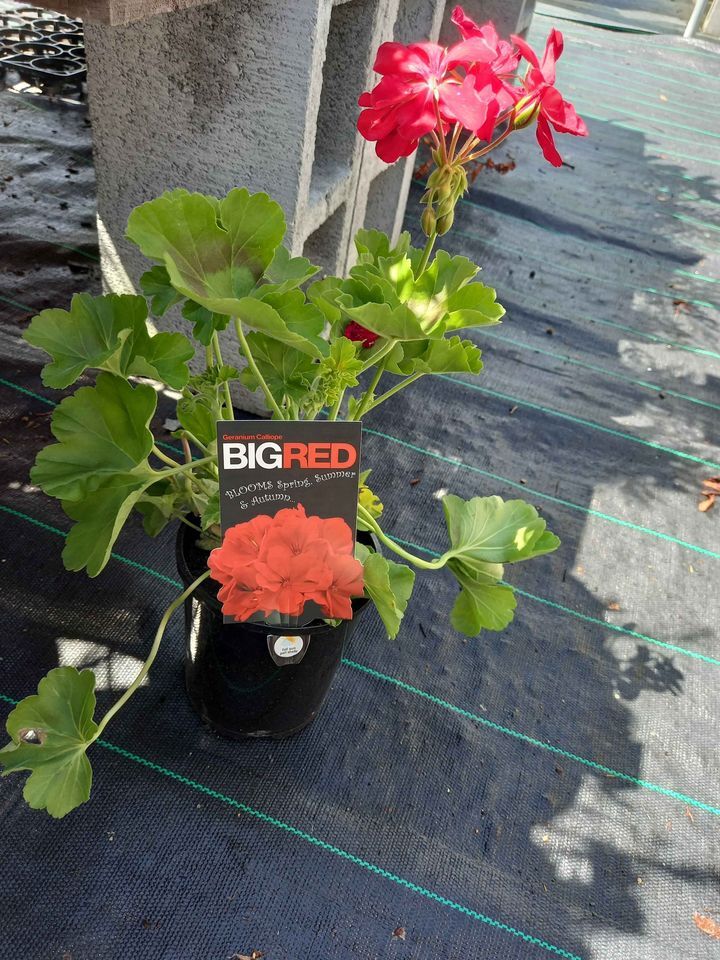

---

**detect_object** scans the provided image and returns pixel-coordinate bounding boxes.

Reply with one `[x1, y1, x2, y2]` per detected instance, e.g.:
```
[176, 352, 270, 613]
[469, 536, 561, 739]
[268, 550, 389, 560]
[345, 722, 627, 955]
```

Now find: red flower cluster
[357, 5, 586, 167]
[208, 505, 364, 622]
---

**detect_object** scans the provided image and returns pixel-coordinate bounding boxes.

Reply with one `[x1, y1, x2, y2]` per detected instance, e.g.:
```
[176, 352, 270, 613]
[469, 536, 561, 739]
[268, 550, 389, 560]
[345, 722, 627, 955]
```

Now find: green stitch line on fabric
[98, 739, 583, 960]
[477, 331, 720, 413]
[362, 427, 720, 561]
[341, 661, 720, 817]
[436, 376, 720, 472]
[0, 503, 183, 588]
[0, 688, 582, 959]
[388, 535, 720, 667]
[451, 223, 720, 312]
[2, 504, 718, 818]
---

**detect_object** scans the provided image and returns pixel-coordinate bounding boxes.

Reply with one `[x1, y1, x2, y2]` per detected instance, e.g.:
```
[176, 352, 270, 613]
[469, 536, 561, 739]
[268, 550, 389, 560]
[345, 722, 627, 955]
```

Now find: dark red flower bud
[344, 321, 380, 348]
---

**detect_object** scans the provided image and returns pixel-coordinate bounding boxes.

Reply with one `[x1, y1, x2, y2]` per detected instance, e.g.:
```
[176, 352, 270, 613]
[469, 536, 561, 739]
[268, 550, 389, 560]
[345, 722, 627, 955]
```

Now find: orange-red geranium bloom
[208, 505, 364, 622]
[512, 28, 588, 167]
[311, 553, 366, 620]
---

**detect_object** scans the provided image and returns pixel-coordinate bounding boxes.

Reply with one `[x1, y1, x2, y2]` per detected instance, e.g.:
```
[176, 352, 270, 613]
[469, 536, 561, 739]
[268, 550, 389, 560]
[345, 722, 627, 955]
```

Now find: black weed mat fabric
[1, 17, 720, 960]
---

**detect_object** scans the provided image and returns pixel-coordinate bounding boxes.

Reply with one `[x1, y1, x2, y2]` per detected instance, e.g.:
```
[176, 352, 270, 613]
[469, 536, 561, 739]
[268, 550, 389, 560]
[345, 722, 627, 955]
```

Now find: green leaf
[307, 276, 345, 326]
[442, 494, 561, 566]
[314, 337, 364, 407]
[386, 336, 482, 375]
[362, 552, 415, 639]
[264, 245, 319, 293]
[201, 490, 220, 531]
[127, 325, 195, 389]
[354, 228, 411, 264]
[140, 265, 183, 317]
[1, 667, 97, 818]
[236, 293, 328, 357]
[358, 479, 383, 528]
[177, 392, 218, 447]
[126, 188, 286, 314]
[448, 560, 517, 635]
[343, 301, 439, 341]
[31, 373, 156, 501]
[239, 332, 316, 405]
[444, 281, 505, 331]
[181, 300, 230, 346]
[24, 293, 193, 390]
[135, 480, 187, 537]
[62, 471, 158, 576]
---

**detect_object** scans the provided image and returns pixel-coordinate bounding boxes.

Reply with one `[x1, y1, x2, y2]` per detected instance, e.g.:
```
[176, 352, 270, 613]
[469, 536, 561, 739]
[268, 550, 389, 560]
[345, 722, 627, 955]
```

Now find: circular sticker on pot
[274, 635, 304, 658]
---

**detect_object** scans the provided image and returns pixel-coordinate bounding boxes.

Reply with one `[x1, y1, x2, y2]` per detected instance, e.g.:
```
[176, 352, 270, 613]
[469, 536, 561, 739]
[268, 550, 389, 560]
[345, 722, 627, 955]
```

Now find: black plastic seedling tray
[0, 6, 85, 87]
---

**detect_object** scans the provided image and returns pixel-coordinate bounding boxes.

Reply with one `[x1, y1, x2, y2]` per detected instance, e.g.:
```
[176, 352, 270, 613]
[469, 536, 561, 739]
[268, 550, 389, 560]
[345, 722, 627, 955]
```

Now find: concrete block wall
[85, 0, 447, 298]
[83, 0, 530, 409]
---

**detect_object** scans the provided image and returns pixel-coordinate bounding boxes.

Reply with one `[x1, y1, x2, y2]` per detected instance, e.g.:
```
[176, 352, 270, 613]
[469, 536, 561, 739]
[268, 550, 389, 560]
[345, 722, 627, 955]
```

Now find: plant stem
[357, 505, 446, 570]
[464, 125, 513, 163]
[354, 356, 389, 419]
[358, 338, 397, 374]
[328, 391, 345, 421]
[433, 98, 448, 165]
[455, 133, 480, 164]
[155, 456, 215, 483]
[448, 122, 462, 163]
[182, 429, 212, 458]
[91, 570, 211, 741]
[152, 445, 181, 468]
[363, 372, 425, 413]
[211, 332, 234, 420]
[205, 345, 213, 369]
[177, 514, 202, 533]
[416, 231, 437, 275]
[233, 318, 285, 420]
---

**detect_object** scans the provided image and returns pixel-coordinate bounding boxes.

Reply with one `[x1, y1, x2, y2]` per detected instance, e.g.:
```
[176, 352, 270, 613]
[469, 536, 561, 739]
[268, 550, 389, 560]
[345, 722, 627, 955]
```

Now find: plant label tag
[268, 634, 309, 666]
[217, 419, 362, 625]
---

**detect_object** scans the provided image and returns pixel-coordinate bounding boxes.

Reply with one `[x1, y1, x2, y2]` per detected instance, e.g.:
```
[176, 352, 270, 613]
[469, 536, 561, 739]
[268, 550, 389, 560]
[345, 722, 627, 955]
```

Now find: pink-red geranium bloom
[512, 28, 588, 167]
[357, 22, 515, 162]
[450, 6, 520, 81]
[209, 505, 364, 622]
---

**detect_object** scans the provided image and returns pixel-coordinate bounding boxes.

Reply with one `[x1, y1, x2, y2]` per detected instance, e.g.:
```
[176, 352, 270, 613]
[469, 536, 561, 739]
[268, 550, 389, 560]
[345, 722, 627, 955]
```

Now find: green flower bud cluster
[420, 161, 468, 237]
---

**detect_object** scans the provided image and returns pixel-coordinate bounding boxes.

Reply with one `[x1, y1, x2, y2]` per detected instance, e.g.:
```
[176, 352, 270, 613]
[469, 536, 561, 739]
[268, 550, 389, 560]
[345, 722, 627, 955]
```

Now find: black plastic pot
[176, 522, 372, 739]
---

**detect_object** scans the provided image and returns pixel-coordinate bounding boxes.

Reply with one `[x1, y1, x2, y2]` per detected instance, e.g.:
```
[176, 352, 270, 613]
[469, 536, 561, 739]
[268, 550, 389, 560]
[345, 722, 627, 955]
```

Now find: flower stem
[233, 318, 285, 420]
[464, 125, 513, 163]
[433, 98, 448, 165]
[91, 570, 211, 742]
[357, 505, 446, 570]
[448, 122, 462, 163]
[363, 371, 425, 413]
[416, 231, 437, 275]
[211, 332, 234, 420]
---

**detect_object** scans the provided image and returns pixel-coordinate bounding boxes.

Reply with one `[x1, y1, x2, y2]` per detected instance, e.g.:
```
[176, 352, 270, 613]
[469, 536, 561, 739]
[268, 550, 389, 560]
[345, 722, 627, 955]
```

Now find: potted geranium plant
[1, 7, 587, 817]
